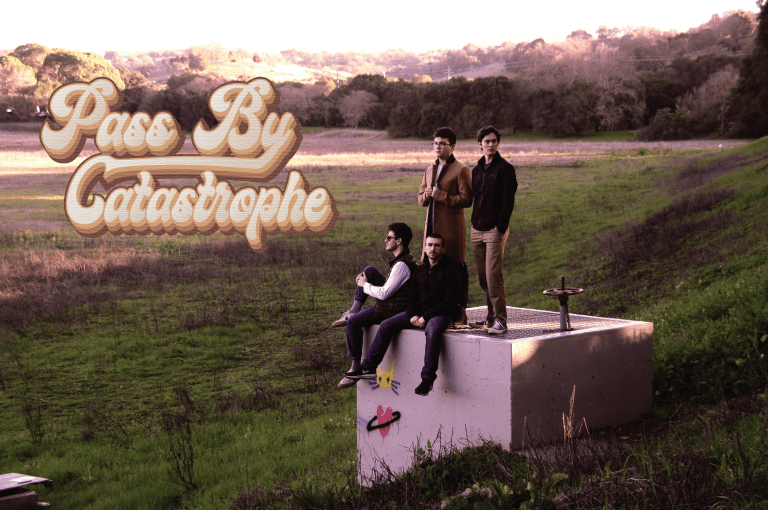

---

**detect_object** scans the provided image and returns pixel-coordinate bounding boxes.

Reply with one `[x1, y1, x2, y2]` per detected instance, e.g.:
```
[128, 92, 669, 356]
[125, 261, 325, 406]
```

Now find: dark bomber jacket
[470, 152, 518, 234]
[406, 254, 459, 322]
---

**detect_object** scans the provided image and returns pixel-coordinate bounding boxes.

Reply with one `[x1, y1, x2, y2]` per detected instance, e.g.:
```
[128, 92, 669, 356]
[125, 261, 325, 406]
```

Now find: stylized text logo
[40, 77, 338, 252]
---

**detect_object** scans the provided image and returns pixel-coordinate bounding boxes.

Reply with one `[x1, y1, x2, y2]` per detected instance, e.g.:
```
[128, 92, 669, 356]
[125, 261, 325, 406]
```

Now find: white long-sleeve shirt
[363, 261, 412, 300]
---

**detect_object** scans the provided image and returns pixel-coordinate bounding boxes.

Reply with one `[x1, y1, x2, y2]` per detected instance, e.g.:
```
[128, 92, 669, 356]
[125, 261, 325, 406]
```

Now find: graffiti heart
[377, 406, 392, 438]
[366, 405, 401, 439]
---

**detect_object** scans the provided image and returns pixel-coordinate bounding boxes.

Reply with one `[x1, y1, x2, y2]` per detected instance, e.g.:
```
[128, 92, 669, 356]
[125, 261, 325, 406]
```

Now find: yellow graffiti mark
[376, 360, 396, 388]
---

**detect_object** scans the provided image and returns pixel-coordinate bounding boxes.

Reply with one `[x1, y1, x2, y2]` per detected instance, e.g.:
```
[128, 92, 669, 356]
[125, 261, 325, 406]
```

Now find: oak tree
[339, 90, 377, 128]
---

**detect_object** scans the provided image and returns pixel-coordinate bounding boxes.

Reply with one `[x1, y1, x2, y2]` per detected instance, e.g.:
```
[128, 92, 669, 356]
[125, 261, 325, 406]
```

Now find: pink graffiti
[376, 405, 393, 439]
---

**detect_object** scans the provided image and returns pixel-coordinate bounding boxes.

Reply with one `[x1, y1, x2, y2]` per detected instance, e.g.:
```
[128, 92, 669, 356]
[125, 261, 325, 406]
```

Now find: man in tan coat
[417, 127, 472, 326]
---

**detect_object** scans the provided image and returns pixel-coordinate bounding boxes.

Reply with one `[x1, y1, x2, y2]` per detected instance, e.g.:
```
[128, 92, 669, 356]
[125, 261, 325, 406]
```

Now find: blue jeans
[362, 311, 452, 383]
[346, 266, 386, 359]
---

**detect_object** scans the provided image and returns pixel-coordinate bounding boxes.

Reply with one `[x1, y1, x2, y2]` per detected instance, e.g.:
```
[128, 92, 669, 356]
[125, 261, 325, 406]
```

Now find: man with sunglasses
[418, 127, 472, 327]
[333, 223, 418, 389]
[346, 233, 459, 396]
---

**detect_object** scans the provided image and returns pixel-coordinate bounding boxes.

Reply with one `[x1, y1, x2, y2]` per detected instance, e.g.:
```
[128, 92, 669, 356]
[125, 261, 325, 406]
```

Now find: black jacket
[373, 251, 418, 322]
[406, 254, 459, 322]
[470, 152, 518, 234]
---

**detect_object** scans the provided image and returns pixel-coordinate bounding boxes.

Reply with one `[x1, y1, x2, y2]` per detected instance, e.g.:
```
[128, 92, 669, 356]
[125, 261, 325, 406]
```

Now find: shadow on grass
[578, 185, 739, 316]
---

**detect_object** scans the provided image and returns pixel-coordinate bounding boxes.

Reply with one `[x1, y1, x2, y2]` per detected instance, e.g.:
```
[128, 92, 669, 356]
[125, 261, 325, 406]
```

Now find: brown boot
[453, 306, 468, 328]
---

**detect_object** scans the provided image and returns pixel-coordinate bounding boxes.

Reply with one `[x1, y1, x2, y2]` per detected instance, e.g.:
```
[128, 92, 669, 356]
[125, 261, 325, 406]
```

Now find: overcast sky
[2, 0, 760, 55]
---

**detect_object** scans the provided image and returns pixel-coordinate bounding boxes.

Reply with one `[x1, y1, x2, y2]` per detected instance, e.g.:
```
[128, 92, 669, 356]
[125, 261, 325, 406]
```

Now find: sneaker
[337, 377, 358, 389]
[469, 319, 491, 330]
[415, 379, 434, 396]
[487, 320, 508, 335]
[332, 310, 352, 327]
[346, 366, 377, 380]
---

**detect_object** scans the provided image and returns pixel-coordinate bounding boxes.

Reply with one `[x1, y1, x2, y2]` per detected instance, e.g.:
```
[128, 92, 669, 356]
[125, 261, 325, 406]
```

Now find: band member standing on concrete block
[418, 127, 472, 327]
[469, 126, 518, 335]
[346, 233, 459, 396]
[333, 223, 418, 389]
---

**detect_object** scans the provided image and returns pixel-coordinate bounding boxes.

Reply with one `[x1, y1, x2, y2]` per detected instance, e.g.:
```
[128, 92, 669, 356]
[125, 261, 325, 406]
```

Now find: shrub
[636, 107, 693, 141]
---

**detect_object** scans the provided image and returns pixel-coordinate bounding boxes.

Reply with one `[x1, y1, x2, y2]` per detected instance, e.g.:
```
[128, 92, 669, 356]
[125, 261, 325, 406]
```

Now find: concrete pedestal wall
[355, 306, 653, 482]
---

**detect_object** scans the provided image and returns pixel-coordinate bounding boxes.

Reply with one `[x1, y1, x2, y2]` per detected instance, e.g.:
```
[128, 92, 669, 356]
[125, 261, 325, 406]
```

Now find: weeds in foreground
[161, 410, 197, 491]
[278, 393, 768, 510]
[22, 403, 46, 445]
[80, 404, 132, 446]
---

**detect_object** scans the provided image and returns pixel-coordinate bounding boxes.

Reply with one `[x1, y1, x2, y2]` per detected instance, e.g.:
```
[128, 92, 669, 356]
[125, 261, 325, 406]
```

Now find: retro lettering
[64, 170, 336, 252]
[44, 77, 337, 252]
[41, 78, 122, 163]
[96, 111, 184, 157]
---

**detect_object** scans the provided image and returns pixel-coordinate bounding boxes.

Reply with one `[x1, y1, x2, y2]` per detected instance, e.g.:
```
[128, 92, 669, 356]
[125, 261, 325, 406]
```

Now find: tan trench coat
[417, 159, 472, 263]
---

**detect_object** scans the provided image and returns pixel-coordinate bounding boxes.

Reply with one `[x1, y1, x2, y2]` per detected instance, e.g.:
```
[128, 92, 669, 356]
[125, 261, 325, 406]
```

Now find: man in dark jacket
[469, 126, 518, 335]
[334, 223, 418, 389]
[346, 233, 459, 396]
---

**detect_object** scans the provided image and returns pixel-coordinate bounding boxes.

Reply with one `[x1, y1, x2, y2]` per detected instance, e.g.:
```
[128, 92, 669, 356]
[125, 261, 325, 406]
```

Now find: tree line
[267, 6, 766, 140]
[2, 5, 767, 139]
[271, 51, 756, 140]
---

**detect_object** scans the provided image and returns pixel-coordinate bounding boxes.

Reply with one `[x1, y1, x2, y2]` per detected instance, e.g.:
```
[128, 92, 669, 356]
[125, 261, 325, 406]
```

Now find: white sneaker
[337, 377, 358, 388]
[332, 310, 352, 327]
[487, 320, 508, 335]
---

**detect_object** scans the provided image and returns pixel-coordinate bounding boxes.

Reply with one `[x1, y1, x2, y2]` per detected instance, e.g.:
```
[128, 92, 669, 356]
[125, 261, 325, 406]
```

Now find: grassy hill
[1, 135, 767, 508]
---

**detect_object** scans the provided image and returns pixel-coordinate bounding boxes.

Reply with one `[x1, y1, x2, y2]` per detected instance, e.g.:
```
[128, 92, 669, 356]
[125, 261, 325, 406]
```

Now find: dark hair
[388, 222, 413, 248]
[477, 125, 501, 143]
[426, 232, 444, 244]
[433, 127, 457, 146]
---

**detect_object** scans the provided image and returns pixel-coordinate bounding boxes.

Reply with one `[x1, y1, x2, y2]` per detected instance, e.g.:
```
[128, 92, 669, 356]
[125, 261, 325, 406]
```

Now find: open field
[0, 125, 749, 232]
[1, 126, 767, 508]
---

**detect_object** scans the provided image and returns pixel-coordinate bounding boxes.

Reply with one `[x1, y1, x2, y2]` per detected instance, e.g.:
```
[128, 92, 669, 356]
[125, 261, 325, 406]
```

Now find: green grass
[0, 231, 370, 508]
[2, 137, 768, 508]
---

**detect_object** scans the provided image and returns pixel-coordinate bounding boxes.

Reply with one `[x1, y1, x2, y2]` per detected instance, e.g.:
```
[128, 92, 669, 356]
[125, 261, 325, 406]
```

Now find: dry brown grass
[0, 243, 160, 298]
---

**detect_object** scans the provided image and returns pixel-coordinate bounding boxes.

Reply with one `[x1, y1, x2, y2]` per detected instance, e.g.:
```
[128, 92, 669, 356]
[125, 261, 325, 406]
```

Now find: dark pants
[346, 266, 386, 359]
[456, 262, 468, 308]
[361, 311, 451, 383]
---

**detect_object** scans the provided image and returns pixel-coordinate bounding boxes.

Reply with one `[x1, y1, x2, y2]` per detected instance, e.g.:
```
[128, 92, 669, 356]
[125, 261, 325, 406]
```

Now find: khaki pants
[470, 227, 509, 323]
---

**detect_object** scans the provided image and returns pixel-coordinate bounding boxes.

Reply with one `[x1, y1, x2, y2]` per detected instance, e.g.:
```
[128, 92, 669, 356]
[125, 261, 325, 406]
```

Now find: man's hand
[424, 186, 433, 199]
[411, 316, 426, 328]
[356, 273, 367, 287]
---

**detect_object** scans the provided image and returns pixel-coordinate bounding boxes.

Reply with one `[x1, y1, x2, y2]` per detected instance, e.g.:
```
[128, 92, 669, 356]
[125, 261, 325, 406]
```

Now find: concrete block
[355, 306, 653, 482]
[0, 490, 39, 510]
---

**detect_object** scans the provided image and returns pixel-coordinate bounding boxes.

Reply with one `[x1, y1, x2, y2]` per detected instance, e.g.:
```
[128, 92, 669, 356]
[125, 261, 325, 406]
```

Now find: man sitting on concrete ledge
[346, 233, 459, 396]
[334, 223, 418, 389]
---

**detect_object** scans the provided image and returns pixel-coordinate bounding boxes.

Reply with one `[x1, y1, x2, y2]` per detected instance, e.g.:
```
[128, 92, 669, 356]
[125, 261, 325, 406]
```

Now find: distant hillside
[102, 9, 757, 84]
[108, 50, 354, 86]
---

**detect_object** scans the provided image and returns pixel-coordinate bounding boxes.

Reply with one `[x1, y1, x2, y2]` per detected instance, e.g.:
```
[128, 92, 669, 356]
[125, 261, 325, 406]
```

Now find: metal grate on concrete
[452, 306, 633, 340]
